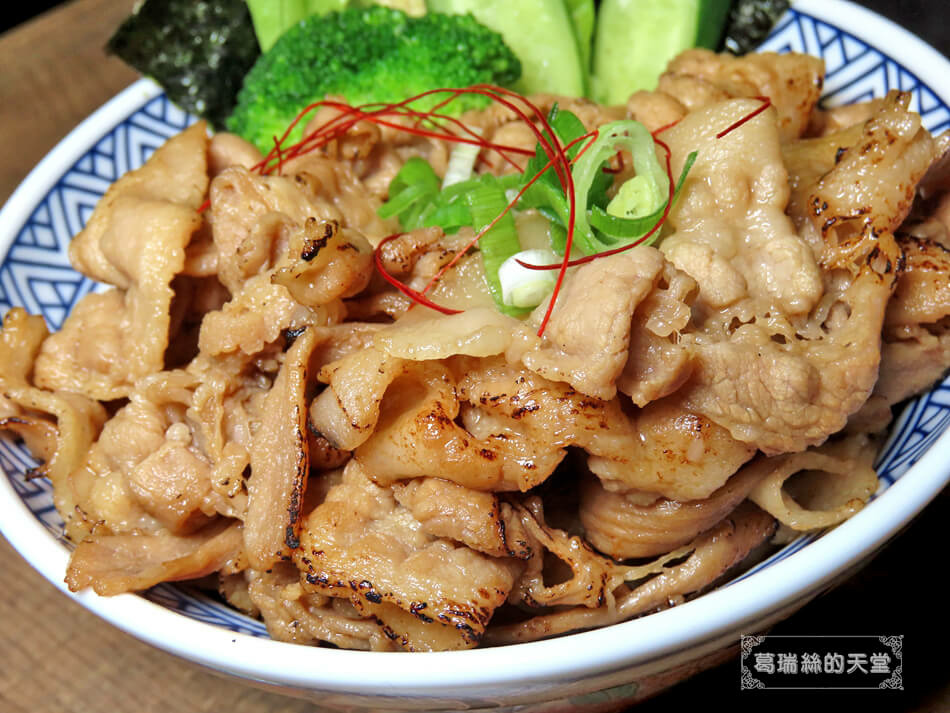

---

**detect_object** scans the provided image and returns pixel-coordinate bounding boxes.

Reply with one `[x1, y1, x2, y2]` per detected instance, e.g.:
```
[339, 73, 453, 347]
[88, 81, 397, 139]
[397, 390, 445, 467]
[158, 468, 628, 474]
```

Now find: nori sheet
[106, 0, 261, 128]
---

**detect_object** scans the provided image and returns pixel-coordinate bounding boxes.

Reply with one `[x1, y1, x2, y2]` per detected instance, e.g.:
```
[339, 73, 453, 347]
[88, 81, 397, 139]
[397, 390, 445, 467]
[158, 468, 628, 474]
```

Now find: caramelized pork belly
[628, 49, 824, 139]
[245, 327, 317, 570]
[222, 563, 396, 650]
[295, 461, 521, 651]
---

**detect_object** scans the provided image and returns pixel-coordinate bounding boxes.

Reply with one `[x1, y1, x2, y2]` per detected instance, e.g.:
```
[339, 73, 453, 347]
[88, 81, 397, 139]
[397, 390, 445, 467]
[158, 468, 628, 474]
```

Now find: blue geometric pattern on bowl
[760, 10, 950, 133]
[1, 8, 948, 638]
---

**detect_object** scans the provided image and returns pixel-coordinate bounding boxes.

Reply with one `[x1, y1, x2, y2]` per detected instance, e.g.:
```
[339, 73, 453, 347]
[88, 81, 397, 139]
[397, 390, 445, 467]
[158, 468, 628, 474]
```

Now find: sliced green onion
[466, 176, 527, 316]
[377, 180, 438, 220]
[521, 105, 588, 192]
[418, 200, 472, 233]
[442, 135, 482, 189]
[607, 174, 663, 219]
[377, 156, 440, 226]
[499, 248, 560, 308]
[387, 156, 440, 196]
[570, 119, 668, 254]
[589, 150, 698, 241]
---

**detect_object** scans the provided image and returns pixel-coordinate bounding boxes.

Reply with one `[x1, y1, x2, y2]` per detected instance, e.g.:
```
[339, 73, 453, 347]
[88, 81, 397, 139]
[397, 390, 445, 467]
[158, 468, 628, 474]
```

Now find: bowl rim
[1, 0, 949, 702]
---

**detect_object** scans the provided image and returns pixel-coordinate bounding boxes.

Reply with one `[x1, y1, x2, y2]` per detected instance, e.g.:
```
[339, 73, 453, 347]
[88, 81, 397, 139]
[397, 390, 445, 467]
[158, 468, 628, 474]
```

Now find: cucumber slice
[426, 0, 586, 97]
[246, 0, 348, 51]
[564, 0, 595, 92]
[590, 0, 731, 105]
[353, 0, 427, 16]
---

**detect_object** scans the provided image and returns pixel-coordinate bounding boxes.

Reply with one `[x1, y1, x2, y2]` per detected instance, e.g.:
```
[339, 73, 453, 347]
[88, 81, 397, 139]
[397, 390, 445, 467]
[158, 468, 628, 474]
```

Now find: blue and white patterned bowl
[1, 1, 948, 710]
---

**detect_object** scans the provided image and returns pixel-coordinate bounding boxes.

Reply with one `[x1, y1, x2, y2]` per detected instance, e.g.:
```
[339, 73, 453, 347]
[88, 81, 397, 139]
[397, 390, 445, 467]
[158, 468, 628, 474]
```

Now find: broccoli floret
[227, 6, 522, 153]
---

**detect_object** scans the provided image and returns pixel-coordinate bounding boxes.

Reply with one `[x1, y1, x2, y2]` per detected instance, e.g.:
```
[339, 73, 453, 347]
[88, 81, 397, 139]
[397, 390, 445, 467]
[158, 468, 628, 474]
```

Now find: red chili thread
[515, 136, 676, 271]
[465, 85, 579, 336]
[372, 233, 462, 315]
[651, 119, 681, 136]
[362, 86, 584, 325]
[366, 85, 581, 336]
[421, 130, 596, 297]
[601, 150, 625, 174]
[253, 91, 537, 177]
[513, 96, 772, 274]
[236, 87, 772, 336]
[715, 96, 772, 139]
[236, 87, 572, 330]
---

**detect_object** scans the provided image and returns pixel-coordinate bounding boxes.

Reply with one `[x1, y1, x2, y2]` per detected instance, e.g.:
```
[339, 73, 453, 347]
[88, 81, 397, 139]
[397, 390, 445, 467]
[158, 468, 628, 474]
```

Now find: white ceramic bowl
[1, 1, 948, 710]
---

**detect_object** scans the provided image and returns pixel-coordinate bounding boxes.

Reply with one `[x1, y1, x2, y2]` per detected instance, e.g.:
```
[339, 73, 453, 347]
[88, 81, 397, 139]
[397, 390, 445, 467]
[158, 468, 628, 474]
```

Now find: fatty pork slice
[659, 97, 921, 454]
[353, 360, 563, 492]
[627, 50, 824, 141]
[295, 460, 521, 651]
[579, 451, 775, 559]
[198, 217, 369, 357]
[309, 346, 407, 451]
[245, 327, 317, 570]
[209, 166, 331, 293]
[454, 357, 750, 501]
[66, 519, 244, 596]
[850, 235, 950, 431]
[521, 246, 667, 401]
[783, 91, 938, 262]
[34, 123, 210, 400]
[484, 502, 776, 645]
[209, 160, 389, 294]
[239, 563, 394, 650]
[519, 247, 697, 405]
[68, 121, 209, 286]
[0, 309, 107, 542]
[69, 370, 214, 536]
[310, 310, 522, 455]
[617, 261, 698, 407]
[662, 98, 824, 316]
[392, 478, 532, 559]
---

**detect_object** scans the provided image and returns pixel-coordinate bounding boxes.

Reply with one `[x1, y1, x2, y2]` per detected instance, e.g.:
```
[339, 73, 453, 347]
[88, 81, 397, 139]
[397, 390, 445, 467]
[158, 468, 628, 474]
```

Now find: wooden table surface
[0, 2, 947, 712]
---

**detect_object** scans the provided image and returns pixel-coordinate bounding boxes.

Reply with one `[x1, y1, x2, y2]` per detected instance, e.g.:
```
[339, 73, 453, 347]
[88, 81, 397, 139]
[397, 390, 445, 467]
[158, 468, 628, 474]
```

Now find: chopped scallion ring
[499, 248, 561, 308]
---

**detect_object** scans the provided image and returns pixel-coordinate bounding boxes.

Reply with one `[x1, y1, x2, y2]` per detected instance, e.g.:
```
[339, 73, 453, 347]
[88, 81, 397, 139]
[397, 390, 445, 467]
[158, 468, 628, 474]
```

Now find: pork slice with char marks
[353, 360, 562, 492]
[295, 460, 521, 651]
[659, 94, 936, 454]
[628, 50, 824, 140]
[245, 327, 318, 570]
[198, 217, 370, 357]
